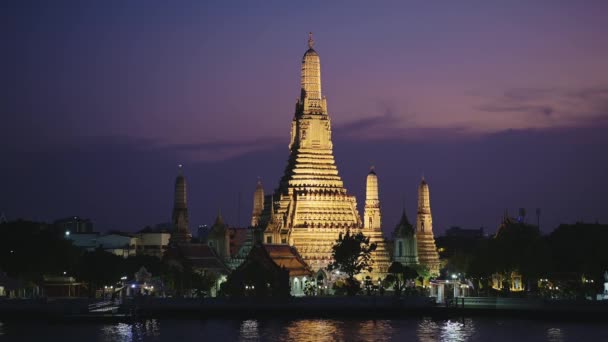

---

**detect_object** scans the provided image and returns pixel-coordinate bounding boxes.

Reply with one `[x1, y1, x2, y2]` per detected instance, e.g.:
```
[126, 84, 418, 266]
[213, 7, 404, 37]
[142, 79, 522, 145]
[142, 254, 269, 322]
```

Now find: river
[1, 317, 607, 341]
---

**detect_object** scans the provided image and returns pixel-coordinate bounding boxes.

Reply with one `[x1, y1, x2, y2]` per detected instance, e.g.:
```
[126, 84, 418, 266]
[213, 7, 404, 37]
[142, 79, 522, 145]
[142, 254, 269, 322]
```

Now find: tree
[403, 266, 419, 284]
[388, 262, 405, 295]
[327, 231, 377, 296]
[303, 279, 316, 296]
[74, 248, 124, 297]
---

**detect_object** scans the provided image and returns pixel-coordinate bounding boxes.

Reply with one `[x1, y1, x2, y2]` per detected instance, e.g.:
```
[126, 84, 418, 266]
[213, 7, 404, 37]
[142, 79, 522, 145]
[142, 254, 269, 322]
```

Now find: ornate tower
[364, 167, 381, 230]
[251, 179, 265, 226]
[259, 34, 389, 276]
[169, 165, 192, 245]
[392, 209, 419, 266]
[207, 211, 230, 261]
[415, 177, 440, 275]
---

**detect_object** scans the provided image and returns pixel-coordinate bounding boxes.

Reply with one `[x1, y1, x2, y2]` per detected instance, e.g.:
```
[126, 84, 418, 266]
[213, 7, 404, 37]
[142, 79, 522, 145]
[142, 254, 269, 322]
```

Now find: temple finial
[308, 32, 314, 49]
[178, 164, 183, 175]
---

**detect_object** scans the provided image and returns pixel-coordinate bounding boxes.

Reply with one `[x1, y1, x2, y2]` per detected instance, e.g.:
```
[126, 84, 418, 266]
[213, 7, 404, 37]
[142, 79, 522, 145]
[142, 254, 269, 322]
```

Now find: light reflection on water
[99, 319, 160, 342]
[1, 317, 608, 341]
[546, 327, 565, 342]
[239, 319, 260, 341]
[284, 319, 342, 342]
[357, 320, 393, 342]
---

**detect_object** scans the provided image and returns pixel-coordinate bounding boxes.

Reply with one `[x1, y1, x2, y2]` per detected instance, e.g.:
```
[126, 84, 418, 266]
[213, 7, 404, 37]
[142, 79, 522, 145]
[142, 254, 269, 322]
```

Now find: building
[96, 233, 138, 258]
[202, 212, 256, 269]
[68, 230, 170, 258]
[264, 244, 314, 296]
[256, 34, 390, 278]
[42, 275, 86, 297]
[392, 209, 419, 266]
[169, 165, 192, 245]
[222, 243, 294, 297]
[492, 272, 524, 292]
[415, 178, 441, 275]
[68, 232, 101, 251]
[206, 212, 231, 262]
[135, 231, 171, 258]
[54, 216, 93, 233]
[68, 232, 137, 257]
[164, 244, 229, 297]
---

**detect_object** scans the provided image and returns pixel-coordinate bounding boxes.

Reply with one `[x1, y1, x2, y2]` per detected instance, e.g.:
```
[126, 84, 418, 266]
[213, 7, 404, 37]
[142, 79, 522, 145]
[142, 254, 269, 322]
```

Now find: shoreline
[1, 297, 607, 323]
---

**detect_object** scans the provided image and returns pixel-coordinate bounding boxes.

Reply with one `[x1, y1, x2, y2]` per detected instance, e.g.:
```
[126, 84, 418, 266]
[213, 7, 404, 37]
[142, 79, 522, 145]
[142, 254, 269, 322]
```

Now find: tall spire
[299, 32, 325, 115]
[417, 177, 431, 220]
[170, 165, 191, 245]
[364, 166, 381, 230]
[415, 177, 440, 275]
[251, 178, 265, 227]
[174, 164, 187, 209]
[308, 32, 314, 49]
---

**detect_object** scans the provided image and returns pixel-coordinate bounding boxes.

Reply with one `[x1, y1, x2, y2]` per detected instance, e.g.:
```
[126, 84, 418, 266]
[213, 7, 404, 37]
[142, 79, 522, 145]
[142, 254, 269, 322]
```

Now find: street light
[65, 230, 70, 237]
[451, 274, 457, 280]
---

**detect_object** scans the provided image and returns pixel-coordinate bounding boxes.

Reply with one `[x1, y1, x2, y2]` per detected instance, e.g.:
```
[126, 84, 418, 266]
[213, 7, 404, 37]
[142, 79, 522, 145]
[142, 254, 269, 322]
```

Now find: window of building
[398, 241, 403, 257]
[281, 238, 287, 244]
[266, 236, 272, 244]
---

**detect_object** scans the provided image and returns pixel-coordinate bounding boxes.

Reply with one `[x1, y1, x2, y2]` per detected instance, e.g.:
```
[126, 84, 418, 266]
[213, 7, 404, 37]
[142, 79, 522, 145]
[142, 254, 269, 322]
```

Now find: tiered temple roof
[259, 34, 390, 276]
[169, 165, 192, 245]
[415, 178, 440, 275]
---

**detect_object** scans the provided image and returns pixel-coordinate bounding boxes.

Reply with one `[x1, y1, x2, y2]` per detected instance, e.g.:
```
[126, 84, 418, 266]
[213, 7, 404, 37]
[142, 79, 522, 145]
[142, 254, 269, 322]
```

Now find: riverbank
[1, 297, 607, 322]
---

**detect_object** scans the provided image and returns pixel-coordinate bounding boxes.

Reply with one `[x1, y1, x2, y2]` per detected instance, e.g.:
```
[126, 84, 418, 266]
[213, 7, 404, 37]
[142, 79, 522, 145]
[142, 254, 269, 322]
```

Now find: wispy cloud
[164, 136, 284, 161]
[476, 85, 608, 128]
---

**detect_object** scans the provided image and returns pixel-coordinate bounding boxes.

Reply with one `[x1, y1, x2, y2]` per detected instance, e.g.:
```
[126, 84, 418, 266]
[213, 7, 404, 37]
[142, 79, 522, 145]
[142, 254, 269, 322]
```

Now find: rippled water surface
[1, 317, 607, 341]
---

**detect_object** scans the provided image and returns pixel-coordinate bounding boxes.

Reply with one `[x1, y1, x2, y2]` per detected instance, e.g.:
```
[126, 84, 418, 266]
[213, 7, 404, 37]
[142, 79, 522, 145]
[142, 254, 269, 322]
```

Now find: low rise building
[96, 233, 138, 258]
[135, 231, 171, 258]
[69, 230, 170, 258]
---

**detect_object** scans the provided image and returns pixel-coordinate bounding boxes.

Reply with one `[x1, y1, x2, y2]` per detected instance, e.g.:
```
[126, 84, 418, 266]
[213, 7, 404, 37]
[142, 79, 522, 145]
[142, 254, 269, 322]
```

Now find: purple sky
[2, 1, 608, 235]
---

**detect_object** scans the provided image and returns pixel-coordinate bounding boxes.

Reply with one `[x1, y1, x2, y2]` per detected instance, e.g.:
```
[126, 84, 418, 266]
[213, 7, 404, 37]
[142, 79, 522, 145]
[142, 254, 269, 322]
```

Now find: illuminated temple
[415, 178, 441, 275]
[255, 34, 391, 278]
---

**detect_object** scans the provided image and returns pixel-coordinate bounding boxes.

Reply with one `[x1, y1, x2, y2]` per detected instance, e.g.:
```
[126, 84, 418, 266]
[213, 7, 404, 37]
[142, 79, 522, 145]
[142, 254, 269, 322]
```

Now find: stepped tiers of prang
[169, 165, 192, 246]
[415, 178, 441, 275]
[253, 34, 392, 278]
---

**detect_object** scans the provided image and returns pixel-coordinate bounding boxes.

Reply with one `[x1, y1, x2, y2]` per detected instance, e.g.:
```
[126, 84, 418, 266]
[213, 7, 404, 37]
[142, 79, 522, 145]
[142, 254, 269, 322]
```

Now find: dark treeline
[437, 221, 608, 298]
[0, 220, 214, 297]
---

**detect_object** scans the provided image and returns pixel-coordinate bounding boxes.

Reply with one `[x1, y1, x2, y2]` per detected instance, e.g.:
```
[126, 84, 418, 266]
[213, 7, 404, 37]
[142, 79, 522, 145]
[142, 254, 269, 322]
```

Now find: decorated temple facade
[256, 34, 391, 279]
[392, 209, 419, 266]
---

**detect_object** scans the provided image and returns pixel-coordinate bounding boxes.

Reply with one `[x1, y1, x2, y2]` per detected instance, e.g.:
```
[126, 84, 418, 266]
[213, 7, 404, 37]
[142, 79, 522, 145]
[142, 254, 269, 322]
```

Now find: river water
[1, 317, 607, 341]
